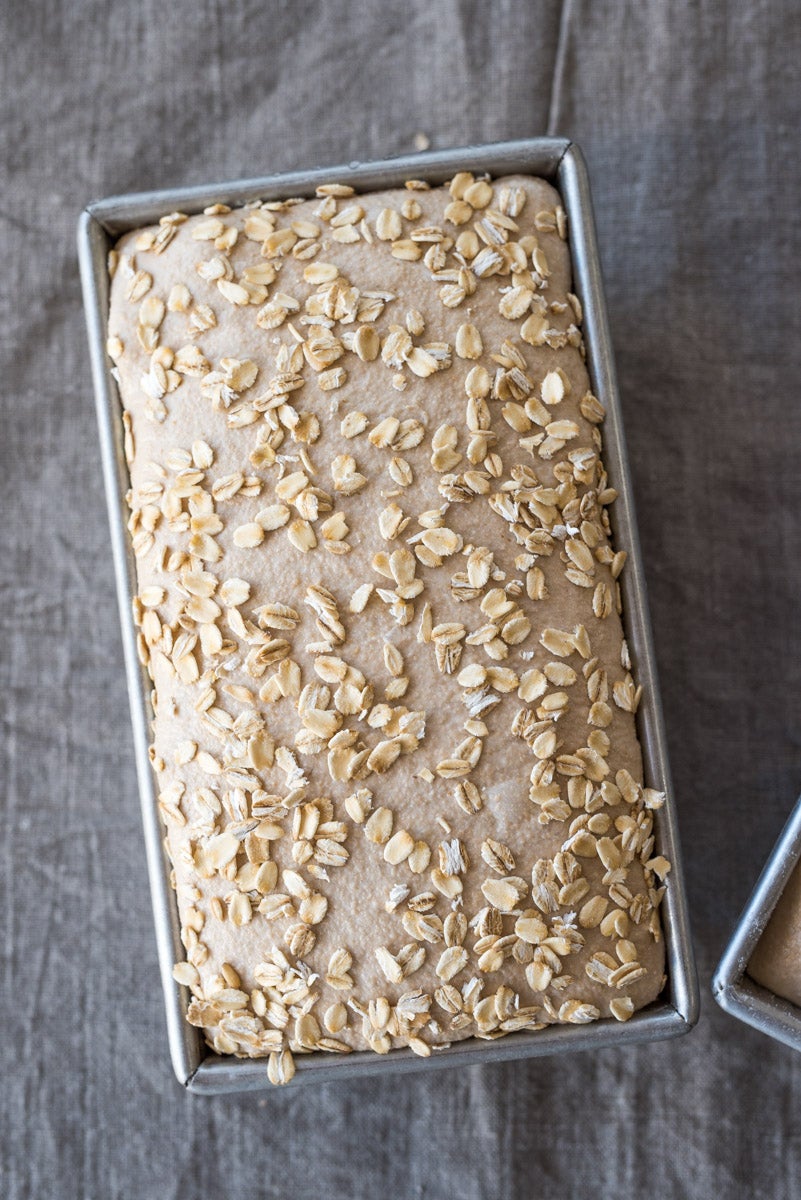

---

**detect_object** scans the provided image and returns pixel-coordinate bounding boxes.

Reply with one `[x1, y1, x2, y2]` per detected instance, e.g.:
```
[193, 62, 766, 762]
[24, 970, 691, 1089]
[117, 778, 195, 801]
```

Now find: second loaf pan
[714, 790, 801, 1051]
[78, 138, 699, 1094]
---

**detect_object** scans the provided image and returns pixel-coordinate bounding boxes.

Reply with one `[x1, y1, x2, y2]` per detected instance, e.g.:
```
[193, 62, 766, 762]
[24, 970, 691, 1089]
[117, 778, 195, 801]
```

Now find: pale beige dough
[108, 173, 666, 1073]
[750, 861, 801, 1007]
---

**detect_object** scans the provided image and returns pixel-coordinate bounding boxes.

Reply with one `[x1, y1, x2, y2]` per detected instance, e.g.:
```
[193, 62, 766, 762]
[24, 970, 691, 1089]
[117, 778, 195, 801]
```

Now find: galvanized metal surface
[78, 138, 698, 1094]
[713, 792, 801, 1052]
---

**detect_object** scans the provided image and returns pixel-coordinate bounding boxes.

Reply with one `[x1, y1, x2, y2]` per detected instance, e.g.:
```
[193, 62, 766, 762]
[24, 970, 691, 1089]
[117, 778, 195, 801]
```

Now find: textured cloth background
[3, 2, 801, 1197]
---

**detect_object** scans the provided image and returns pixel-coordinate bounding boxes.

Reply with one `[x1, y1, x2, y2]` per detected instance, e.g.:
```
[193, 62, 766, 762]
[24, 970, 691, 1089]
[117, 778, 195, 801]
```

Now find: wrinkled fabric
[2, 2, 801, 1197]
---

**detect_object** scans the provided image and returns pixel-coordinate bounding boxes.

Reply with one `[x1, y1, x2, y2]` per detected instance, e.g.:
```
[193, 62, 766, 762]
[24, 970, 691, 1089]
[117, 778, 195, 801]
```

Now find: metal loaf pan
[78, 138, 699, 1094]
[713, 791, 801, 1050]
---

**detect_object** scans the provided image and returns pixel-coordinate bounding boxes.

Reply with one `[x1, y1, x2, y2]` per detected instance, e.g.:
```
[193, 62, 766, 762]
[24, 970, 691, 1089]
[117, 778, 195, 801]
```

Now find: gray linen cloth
[2, 1, 801, 1196]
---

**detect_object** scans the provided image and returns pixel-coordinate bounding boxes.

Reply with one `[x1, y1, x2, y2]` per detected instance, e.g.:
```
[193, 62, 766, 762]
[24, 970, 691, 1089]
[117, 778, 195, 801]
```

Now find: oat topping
[110, 172, 667, 1084]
